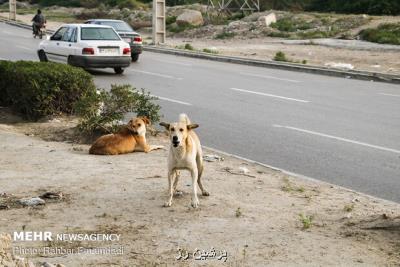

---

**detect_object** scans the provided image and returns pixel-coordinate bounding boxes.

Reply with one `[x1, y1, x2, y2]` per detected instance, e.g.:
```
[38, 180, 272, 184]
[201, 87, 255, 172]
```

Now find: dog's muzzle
[172, 136, 180, 147]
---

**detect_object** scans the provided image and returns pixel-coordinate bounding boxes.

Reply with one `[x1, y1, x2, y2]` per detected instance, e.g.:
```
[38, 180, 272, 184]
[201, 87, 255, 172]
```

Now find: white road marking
[273, 124, 400, 155]
[379, 93, 400, 98]
[230, 87, 310, 103]
[240, 72, 301, 83]
[151, 58, 193, 67]
[152, 95, 192, 106]
[129, 69, 183, 80]
[16, 45, 32, 51]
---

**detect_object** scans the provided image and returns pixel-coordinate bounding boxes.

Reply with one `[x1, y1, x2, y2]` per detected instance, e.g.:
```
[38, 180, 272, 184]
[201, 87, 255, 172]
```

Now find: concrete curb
[143, 45, 400, 84]
[3, 18, 400, 84]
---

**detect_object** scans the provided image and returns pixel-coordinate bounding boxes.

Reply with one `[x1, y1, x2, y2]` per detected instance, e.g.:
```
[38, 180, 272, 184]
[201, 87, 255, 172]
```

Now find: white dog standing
[160, 114, 209, 208]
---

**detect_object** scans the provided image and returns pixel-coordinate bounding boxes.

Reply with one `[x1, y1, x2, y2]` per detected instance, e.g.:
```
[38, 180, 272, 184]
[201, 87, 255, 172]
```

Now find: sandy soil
[2, 12, 400, 76]
[164, 37, 400, 75]
[0, 110, 400, 266]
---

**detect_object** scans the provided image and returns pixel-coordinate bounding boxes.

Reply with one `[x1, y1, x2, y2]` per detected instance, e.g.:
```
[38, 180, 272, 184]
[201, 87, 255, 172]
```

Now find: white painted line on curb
[230, 88, 310, 103]
[152, 95, 192, 106]
[273, 124, 400, 155]
[379, 93, 400, 98]
[240, 72, 301, 83]
[129, 69, 183, 80]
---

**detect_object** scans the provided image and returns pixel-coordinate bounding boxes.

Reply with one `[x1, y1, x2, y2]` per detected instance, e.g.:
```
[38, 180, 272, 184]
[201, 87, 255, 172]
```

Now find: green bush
[0, 60, 96, 120]
[271, 17, 312, 32]
[360, 23, 400, 45]
[75, 84, 161, 134]
[166, 16, 177, 25]
[273, 51, 289, 62]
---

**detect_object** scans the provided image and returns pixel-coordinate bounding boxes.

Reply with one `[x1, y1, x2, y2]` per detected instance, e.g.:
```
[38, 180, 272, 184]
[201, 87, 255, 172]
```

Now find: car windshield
[81, 27, 121, 40]
[100, 21, 133, 32]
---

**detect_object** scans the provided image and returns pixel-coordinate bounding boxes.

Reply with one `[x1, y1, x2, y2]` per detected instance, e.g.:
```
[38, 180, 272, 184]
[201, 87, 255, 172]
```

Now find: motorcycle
[33, 23, 46, 39]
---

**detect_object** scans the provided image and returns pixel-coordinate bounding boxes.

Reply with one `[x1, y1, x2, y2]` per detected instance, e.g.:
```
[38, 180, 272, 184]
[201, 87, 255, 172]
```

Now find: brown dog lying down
[89, 117, 163, 155]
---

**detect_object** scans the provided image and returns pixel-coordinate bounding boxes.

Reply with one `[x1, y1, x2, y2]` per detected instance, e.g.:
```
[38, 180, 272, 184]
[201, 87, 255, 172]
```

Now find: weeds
[360, 23, 400, 45]
[344, 204, 355, 212]
[175, 43, 194, 51]
[299, 213, 313, 229]
[184, 43, 194, 50]
[214, 31, 236, 39]
[274, 51, 289, 62]
[202, 48, 218, 54]
[235, 207, 242, 217]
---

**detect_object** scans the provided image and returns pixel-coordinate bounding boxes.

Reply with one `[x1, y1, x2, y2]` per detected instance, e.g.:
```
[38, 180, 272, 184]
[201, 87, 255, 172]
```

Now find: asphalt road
[1, 22, 399, 202]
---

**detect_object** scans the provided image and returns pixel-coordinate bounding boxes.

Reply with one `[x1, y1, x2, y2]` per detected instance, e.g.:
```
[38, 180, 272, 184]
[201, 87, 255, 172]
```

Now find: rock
[258, 13, 277, 27]
[203, 154, 224, 162]
[40, 192, 63, 200]
[176, 10, 204, 27]
[16, 1, 31, 8]
[324, 62, 354, 70]
[238, 167, 250, 175]
[19, 197, 45, 206]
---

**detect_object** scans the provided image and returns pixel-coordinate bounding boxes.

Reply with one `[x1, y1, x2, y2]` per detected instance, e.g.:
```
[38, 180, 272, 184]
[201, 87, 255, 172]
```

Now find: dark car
[85, 19, 142, 62]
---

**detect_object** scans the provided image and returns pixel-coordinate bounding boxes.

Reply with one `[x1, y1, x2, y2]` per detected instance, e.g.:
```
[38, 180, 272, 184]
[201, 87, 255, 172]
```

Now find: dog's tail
[179, 113, 191, 124]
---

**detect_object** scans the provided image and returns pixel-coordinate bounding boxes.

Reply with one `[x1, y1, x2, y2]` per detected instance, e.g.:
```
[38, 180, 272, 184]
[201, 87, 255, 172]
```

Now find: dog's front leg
[163, 170, 175, 207]
[190, 168, 199, 208]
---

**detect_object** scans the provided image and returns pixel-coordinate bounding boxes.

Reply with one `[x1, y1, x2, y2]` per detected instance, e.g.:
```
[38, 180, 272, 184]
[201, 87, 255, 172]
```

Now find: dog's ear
[139, 116, 150, 125]
[187, 124, 199, 130]
[159, 122, 170, 130]
[127, 120, 136, 131]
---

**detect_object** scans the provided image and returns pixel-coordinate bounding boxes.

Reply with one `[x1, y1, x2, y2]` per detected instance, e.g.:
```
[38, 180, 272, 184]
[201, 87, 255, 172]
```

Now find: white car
[37, 24, 131, 74]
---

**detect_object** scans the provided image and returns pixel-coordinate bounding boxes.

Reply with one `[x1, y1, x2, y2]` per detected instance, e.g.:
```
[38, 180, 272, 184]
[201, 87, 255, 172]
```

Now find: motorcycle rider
[31, 9, 46, 36]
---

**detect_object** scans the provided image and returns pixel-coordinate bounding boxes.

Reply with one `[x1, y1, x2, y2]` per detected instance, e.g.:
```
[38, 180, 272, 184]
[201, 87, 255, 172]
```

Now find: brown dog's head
[160, 121, 198, 148]
[127, 116, 150, 135]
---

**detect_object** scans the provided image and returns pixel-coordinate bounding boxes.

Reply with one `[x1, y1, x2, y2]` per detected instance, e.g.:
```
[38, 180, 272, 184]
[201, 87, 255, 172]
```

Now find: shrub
[75, 84, 161, 134]
[360, 23, 400, 45]
[273, 51, 289, 62]
[0, 60, 96, 120]
[271, 17, 312, 32]
[167, 23, 196, 33]
[214, 31, 236, 39]
[166, 16, 177, 25]
[184, 43, 194, 50]
[202, 48, 218, 54]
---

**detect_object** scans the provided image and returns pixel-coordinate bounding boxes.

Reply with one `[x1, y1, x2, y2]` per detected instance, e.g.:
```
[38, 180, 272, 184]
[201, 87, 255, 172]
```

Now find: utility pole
[152, 0, 166, 44]
[9, 0, 16, 21]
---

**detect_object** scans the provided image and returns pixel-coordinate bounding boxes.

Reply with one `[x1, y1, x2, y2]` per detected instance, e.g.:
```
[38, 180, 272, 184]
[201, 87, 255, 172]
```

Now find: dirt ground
[0, 110, 400, 267]
[164, 37, 400, 75]
[2, 12, 400, 75]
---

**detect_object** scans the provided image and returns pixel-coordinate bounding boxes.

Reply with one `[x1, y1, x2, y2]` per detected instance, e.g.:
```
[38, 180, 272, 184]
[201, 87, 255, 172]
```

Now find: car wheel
[67, 56, 74, 66]
[38, 50, 48, 62]
[114, 67, 124, 74]
[131, 54, 139, 62]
